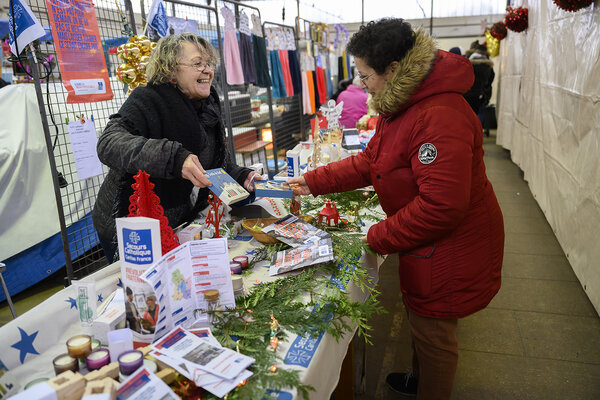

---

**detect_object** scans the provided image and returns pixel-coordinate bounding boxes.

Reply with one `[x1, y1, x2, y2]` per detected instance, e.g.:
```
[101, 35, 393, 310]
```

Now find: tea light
[118, 350, 144, 375]
[91, 338, 101, 350]
[52, 354, 79, 375]
[230, 261, 242, 275]
[143, 359, 157, 374]
[66, 334, 92, 359]
[233, 256, 249, 270]
[86, 348, 110, 370]
[24, 377, 49, 390]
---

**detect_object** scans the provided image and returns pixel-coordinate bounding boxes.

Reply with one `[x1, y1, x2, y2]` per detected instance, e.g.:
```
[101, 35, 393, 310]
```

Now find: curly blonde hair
[146, 33, 219, 84]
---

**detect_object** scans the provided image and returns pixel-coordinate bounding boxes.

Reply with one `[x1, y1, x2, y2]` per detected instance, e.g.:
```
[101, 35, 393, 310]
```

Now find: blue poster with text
[122, 228, 154, 265]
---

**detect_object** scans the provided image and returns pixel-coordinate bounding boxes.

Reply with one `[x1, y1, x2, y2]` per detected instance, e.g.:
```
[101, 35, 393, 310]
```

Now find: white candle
[87, 349, 109, 360]
[53, 355, 75, 365]
[120, 352, 141, 363]
[68, 336, 89, 347]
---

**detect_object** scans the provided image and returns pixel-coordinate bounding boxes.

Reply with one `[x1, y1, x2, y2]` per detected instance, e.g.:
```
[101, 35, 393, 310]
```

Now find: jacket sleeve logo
[418, 143, 437, 164]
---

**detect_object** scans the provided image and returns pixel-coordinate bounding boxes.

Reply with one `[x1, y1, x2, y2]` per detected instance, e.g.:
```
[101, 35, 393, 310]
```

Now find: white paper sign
[67, 119, 103, 180]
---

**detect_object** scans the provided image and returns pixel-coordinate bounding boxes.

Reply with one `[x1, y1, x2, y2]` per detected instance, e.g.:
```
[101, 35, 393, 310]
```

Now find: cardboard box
[177, 224, 202, 243]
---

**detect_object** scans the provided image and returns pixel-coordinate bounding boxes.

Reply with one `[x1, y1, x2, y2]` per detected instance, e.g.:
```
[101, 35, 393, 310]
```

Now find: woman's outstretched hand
[287, 176, 312, 196]
[182, 154, 212, 188]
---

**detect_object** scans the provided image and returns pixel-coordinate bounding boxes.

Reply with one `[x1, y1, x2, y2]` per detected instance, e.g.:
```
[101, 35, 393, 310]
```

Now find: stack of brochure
[150, 326, 254, 398]
[261, 214, 335, 276]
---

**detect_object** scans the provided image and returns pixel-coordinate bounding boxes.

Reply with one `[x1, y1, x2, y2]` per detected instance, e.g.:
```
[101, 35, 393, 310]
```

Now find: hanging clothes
[306, 71, 316, 114]
[278, 49, 294, 96]
[302, 71, 312, 114]
[326, 68, 333, 98]
[269, 50, 287, 98]
[342, 50, 349, 79]
[237, 11, 256, 84]
[288, 50, 303, 95]
[220, 5, 244, 85]
[311, 70, 320, 111]
[316, 66, 327, 105]
[251, 14, 271, 88]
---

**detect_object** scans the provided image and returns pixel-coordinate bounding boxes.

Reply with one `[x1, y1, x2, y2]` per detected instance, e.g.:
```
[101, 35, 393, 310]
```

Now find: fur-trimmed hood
[371, 29, 474, 115]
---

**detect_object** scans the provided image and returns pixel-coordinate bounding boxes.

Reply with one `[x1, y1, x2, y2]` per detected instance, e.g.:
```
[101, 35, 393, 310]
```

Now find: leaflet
[270, 238, 335, 276]
[116, 367, 178, 400]
[152, 327, 255, 381]
[141, 239, 235, 341]
[261, 214, 330, 247]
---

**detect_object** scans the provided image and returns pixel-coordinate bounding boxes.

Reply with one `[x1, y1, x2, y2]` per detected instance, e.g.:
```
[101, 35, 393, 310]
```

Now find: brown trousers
[407, 307, 459, 400]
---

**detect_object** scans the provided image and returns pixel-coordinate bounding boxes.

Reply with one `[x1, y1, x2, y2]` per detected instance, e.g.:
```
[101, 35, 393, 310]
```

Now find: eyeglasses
[177, 60, 216, 72]
[358, 71, 375, 84]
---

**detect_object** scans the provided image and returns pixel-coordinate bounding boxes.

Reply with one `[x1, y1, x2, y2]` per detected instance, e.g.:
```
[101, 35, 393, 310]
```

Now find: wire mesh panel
[18, 0, 140, 281]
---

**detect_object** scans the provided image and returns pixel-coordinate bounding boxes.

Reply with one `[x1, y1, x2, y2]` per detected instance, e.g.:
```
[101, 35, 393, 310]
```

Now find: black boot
[386, 371, 418, 396]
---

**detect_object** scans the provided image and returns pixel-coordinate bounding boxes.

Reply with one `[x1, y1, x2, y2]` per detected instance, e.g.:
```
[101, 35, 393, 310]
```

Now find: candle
[66, 334, 92, 359]
[24, 377, 49, 390]
[232, 275, 244, 298]
[233, 256, 249, 270]
[91, 338, 101, 350]
[118, 350, 143, 375]
[86, 348, 110, 371]
[230, 261, 242, 275]
[52, 354, 79, 375]
[143, 359, 157, 374]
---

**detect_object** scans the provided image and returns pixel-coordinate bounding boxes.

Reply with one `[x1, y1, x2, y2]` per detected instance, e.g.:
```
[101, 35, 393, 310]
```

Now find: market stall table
[0, 230, 384, 399]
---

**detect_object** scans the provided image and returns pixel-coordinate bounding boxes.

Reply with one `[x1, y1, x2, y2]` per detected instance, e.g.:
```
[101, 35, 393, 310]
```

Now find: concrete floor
[356, 133, 600, 399]
[2, 134, 600, 399]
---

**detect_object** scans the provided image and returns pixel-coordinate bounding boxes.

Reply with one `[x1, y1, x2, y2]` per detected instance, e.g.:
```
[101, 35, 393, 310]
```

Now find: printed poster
[45, 0, 113, 103]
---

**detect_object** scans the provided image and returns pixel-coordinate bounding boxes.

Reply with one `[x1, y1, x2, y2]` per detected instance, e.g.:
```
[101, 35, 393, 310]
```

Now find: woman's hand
[287, 176, 312, 196]
[182, 155, 212, 188]
[243, 171, 262, 191]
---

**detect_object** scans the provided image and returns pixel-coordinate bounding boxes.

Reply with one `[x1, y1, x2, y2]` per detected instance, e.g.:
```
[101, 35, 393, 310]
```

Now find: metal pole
[362, 0, 364, 25]
[28, 46, 74, 286]
[125, 0, 138, 35]
[430, 0, 433, 36]
[0, 263, 17, 318]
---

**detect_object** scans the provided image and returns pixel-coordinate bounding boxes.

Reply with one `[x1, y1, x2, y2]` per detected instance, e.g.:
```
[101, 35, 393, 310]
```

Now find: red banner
[45, 0, 113, 103]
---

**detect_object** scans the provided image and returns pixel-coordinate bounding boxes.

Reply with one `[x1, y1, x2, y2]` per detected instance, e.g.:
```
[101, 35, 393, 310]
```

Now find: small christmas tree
[128, 170, 179, 254]
[205, 193, 225, 238]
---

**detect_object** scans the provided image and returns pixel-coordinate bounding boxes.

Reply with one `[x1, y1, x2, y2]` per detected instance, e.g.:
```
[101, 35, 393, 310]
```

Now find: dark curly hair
[347, 18, 416, 75]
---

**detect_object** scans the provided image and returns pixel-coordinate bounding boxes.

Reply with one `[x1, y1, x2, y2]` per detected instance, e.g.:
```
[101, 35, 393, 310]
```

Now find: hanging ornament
[505, 6, 528, 33]
[128, 170, 179, 254]
[205, 193, 225, 238]
[490, 21, 507, 40]
[115, 35, 155, 94]
[553, 0, 593, 12]
[484, 30, 500, 58]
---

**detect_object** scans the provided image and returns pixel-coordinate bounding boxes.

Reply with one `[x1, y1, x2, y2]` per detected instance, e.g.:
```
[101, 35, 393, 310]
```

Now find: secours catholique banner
[45, 0, 113, 103]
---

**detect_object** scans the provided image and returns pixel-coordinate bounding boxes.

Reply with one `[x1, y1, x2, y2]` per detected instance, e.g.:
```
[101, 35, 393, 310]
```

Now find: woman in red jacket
[289, 19, 504, 399]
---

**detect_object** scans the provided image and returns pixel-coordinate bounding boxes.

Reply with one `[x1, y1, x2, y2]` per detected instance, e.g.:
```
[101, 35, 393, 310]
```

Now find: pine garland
[194, 191, 386, 399]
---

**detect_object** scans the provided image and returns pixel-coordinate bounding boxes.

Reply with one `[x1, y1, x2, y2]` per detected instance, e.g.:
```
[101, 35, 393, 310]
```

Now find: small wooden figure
[318, 200, 340, 226]
[156, 368, 177, 384]
[83, 362, 119, 382]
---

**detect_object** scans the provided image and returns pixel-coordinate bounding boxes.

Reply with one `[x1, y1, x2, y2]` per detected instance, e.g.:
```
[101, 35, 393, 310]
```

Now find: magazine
[205, 168, 249, 205]
[269, 238, 334, 276]
[254, 180, 294, 199]
[261, 214, 330, 247]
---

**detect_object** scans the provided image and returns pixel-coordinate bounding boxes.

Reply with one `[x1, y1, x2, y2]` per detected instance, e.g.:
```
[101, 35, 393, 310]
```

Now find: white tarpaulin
[0, 84, 59, 260]
[496, 1, 600, 313]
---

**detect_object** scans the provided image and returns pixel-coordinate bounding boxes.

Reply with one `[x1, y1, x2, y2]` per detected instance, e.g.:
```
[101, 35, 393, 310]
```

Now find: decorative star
[245, 249, 256, 255]
[11, 327, 39, 364]
[117, 278, 123, 288]
[98, 294, 103, 303]
[65, 297, 78, 310]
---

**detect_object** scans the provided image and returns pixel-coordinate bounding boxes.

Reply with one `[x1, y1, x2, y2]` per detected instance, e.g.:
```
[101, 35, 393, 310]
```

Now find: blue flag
[147, 0, 168, 37]
[7, 0, 46, 56]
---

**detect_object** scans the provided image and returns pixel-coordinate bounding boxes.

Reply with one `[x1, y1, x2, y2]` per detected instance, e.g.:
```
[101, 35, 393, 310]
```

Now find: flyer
[261, 214, 330, 247]
[116, 367, 179, 400]
[141, 239, 235, 341]
[152, 327, 254, 381]
[269, 238, 335, 276]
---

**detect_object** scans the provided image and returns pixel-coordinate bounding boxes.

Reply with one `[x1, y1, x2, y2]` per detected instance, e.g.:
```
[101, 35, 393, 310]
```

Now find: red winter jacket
[304, 32, 504, 319]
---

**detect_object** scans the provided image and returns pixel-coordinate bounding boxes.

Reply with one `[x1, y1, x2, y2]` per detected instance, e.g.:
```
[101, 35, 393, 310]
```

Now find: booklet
[117, 367, 179, 400]
[205, 168, 249, 205]
[140, 239, 235, 340]
[254, 180, 294, 199]
[261, 214, 330, 247]
[269, 238, 335, 276]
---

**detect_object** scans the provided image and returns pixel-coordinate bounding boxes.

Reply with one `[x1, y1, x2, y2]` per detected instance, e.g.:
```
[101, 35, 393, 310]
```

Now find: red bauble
[553, 0, 593, 12]
[490, 21, 507, 40]
[505, 6, 528, 33]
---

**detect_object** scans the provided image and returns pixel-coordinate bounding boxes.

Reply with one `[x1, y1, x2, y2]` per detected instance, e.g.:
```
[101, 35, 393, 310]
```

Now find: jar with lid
[204, 289, 223, 325]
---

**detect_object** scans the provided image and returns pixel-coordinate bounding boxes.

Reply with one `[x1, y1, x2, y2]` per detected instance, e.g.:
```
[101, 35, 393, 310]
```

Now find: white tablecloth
[0, 234, 383, 399]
